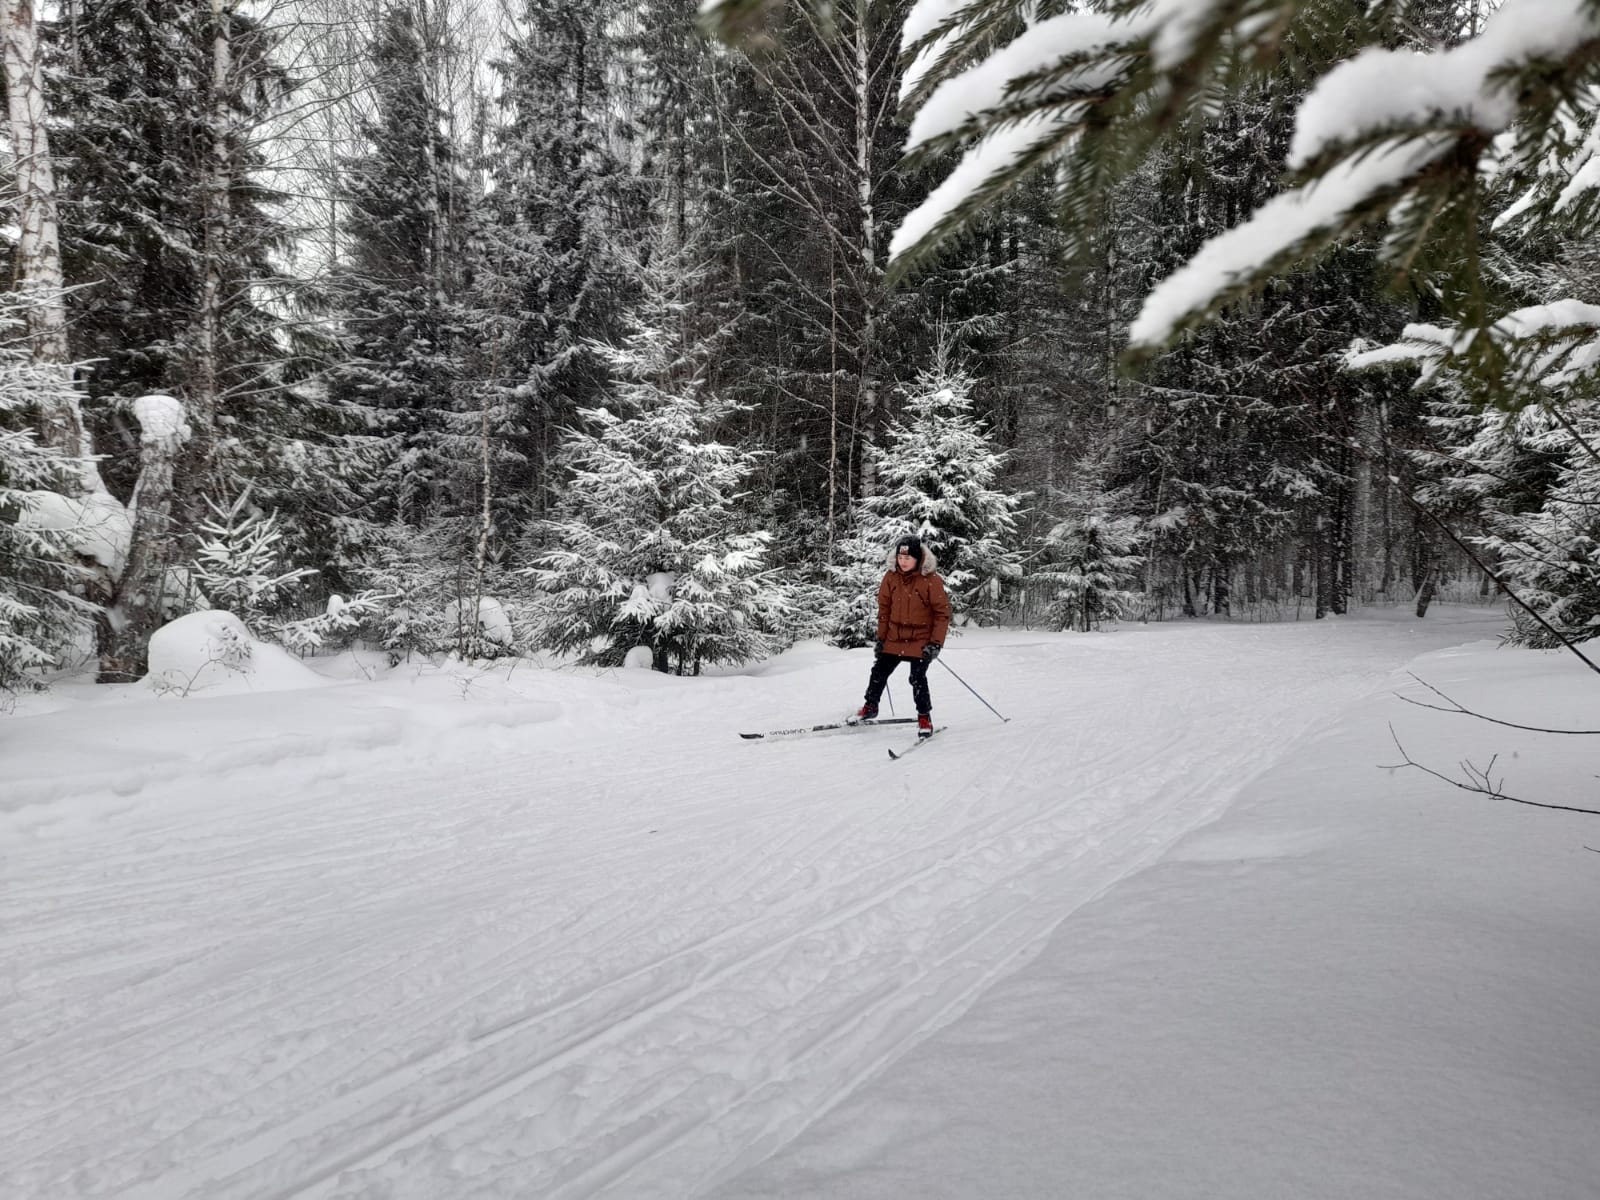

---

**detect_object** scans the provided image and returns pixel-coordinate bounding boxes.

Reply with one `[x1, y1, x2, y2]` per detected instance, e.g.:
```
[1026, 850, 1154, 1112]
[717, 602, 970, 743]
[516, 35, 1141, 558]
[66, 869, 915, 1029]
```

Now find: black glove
[873, 638, 885, 655]
[921, 641, 941, 662]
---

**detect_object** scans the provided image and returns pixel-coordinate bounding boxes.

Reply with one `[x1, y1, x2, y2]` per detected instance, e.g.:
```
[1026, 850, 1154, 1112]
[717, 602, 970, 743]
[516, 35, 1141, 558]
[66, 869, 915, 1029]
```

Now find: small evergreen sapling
[1036, 493, 1146, 632]
[189, 490, 316, 626]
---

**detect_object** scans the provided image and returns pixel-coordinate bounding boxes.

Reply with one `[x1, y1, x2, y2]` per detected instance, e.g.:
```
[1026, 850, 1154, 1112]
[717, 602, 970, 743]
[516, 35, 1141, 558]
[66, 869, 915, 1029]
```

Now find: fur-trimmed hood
[884, 541, 939, 574]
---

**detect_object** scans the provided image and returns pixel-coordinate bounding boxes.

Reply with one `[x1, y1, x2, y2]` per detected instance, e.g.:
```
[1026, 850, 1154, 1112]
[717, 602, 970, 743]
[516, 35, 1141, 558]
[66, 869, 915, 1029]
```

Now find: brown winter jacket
[877, 550, 951, 658]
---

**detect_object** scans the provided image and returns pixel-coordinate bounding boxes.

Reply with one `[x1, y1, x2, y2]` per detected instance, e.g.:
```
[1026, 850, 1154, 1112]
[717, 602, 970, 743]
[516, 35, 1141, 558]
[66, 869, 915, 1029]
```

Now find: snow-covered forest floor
[5, 607, 1599, 1199]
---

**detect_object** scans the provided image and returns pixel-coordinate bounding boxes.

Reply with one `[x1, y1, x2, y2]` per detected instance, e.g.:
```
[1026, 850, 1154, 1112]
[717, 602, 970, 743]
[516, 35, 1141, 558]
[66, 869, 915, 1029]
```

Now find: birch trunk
[2, 0, 89, 464]
[192, 0, 232, 446]
[852, 0, 880, 498]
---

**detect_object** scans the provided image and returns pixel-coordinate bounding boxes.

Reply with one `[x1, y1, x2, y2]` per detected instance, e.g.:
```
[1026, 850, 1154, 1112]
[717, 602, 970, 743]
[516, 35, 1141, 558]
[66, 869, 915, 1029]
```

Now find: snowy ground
[5, 607, 1598, 1199]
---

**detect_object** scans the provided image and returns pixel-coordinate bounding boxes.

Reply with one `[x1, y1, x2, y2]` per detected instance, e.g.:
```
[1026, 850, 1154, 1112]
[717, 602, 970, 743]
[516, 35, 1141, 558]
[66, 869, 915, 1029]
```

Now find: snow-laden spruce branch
[866, 0, 1600, 367]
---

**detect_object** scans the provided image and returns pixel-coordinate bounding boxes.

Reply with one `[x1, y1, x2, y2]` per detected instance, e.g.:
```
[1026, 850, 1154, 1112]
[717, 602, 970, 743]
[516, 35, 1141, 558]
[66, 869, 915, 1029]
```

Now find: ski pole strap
[936, 657, 1010, 723]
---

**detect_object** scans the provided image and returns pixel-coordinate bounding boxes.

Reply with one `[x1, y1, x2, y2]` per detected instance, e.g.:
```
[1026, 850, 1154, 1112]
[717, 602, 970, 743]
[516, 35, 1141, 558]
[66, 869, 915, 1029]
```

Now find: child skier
[849, 535, 951, 738]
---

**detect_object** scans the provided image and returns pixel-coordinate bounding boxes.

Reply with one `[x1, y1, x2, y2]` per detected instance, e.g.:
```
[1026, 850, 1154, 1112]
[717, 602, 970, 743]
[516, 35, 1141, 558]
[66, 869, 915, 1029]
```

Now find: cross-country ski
[739, 718, 916, 740]
[887, 726, 948, 759]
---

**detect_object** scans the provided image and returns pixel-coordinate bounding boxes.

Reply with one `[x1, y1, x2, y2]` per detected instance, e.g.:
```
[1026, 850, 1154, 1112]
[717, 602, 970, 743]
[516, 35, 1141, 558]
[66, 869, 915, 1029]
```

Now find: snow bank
[147, 610, 325, 696]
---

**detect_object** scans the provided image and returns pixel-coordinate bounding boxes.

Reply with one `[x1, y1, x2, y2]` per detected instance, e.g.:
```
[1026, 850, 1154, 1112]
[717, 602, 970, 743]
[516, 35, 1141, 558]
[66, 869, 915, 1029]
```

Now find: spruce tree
[327, 3, 473, 531]
[840, 357, 1022, 626]
[1481, 403, 1600, 647]
[0, 307, 94, 692]
[45, 0, 299, 486]
[483, 0, 641, 526]
[1036, 501, 1146, 632]
[530, 262, 791, 674]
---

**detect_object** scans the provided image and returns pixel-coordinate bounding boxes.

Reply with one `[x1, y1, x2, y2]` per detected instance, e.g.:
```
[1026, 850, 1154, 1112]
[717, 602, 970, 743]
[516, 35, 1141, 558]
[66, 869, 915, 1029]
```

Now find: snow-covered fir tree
[483, 0, 641, 525]
[1478, 401, 1600, 647]
[44, 0, 300, 490]
[0, 312, 94, 692]
[1393, 340, 1600, 642]
[327, 3, 474, 531]
[188, 490, 316, 628]
[529, 259, 792, 674]
[1034, 483, 1146, 632]
[838, 358, 1022, 632]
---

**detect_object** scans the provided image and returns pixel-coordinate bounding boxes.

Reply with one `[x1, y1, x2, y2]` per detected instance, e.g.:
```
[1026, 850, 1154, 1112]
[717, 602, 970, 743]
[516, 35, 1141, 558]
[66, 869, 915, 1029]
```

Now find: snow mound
[444, 596, 516, 648]
[22, 489, 132, 574]
[147, 610, 326, 696]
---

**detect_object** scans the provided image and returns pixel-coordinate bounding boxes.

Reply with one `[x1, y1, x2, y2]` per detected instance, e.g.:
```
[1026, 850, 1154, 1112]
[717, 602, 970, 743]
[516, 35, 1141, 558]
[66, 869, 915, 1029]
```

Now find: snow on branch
[1128, 134, 1455, 351]
[1292, 0, 1600, 172]
[903, 10, 1142, 152]
[1348, 302, 1600, 398]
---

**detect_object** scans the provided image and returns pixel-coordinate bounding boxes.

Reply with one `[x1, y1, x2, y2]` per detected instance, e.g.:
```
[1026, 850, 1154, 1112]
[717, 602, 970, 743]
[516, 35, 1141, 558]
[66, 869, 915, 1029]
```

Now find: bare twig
[1397, 673, 1600, 734]
[1385, 727, 1600, 816]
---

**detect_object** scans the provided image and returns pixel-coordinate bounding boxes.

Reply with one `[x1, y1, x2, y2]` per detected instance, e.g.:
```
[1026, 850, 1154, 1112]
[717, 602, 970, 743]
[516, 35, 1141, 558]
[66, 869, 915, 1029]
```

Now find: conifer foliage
[848, 359, 1022, 622]
[484, 0, 640, 519]
[0, 308, 93, 692]
[884, 0, 1600, 403]
[329, 3, 472, 530]
[530, 268, 790, 674]
[1479, 402, 1600, 647]
[1035, 494, 1145, 633]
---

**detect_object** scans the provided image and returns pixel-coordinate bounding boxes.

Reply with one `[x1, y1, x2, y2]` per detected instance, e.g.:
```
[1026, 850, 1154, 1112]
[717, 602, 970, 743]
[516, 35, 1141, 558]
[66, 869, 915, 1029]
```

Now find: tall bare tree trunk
[852, 0, 880, 499]
[191, 0, 232, 454]
[1349, 396, 1377, 607]
[99, 397, 191, 681]
[827, 248, 839, 561]
[2, 0, 89, 467]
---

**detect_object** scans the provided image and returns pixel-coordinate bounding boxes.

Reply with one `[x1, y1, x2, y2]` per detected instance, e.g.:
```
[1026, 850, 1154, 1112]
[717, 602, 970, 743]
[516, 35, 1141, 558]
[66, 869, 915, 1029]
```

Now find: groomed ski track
[2, 614, 1498, 1199]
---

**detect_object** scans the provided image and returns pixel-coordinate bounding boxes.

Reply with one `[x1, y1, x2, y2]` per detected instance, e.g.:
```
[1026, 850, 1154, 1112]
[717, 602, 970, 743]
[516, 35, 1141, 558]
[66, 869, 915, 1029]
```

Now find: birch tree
[2, 0, 88, 466]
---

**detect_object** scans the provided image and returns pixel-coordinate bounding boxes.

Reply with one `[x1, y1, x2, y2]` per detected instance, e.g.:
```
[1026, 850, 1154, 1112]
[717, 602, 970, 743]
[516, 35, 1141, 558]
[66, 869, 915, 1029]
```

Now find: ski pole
[937, 656, 1010, 723]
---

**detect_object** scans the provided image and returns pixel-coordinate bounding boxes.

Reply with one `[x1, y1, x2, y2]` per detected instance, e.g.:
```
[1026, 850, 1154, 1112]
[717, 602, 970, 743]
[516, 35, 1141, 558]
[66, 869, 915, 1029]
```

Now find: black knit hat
[895, 536, 924, 567]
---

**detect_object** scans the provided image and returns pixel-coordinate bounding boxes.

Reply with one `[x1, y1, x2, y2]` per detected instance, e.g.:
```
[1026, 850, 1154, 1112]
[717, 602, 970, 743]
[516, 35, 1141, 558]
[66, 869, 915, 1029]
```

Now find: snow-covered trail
[2, 612, 1500, 1199]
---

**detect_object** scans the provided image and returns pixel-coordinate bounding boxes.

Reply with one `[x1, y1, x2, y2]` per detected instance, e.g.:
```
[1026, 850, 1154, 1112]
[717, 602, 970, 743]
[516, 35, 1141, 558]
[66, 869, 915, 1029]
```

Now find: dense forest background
[4, 0, 1596, 689]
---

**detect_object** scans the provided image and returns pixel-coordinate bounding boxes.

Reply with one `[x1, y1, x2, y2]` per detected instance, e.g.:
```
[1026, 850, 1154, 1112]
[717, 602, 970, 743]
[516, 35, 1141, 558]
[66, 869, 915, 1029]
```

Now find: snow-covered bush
[443, 596, 518, 659]
[273, 591, 393, 656]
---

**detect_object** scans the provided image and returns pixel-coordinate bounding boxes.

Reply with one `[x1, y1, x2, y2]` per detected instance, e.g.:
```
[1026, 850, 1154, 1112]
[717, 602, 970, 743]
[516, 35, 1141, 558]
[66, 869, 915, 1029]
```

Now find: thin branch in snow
[1397, 673, 1600, 735]
[1385, 727, 1600, 817]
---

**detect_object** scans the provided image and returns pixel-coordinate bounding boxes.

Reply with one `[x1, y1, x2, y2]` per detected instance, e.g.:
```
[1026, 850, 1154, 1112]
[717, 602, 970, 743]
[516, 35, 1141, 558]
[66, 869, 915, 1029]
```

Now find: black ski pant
[864, 651, 932, 715]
